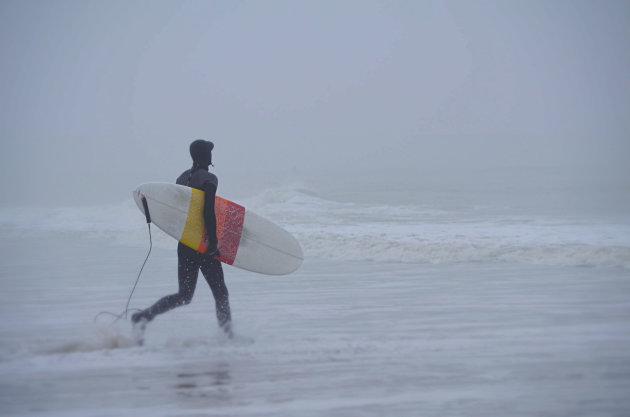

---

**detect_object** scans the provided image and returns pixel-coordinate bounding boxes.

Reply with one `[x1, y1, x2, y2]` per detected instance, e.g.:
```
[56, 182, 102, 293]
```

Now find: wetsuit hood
[190, 139, 214, 168]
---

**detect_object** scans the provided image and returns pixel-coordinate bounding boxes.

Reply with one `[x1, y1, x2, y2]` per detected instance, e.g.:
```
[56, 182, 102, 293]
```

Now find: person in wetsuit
[132, 140, 232, 338]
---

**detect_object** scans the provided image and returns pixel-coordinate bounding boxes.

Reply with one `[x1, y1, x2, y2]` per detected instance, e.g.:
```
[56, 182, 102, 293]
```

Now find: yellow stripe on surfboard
[180, 188, 206, 251]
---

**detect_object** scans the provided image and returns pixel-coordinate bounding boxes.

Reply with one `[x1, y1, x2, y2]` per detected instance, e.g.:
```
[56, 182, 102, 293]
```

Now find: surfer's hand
[207, 247, 220, 258]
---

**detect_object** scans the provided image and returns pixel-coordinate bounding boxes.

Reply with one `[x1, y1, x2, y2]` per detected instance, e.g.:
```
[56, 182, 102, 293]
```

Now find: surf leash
[94, 195, 153, 324]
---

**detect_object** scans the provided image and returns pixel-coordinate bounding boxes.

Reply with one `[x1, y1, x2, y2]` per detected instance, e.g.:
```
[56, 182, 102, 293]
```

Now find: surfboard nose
[233, 211, 304, 275]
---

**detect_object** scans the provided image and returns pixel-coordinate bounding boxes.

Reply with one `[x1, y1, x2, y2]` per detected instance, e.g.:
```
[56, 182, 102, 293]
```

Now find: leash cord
[94, 223, 152, 324]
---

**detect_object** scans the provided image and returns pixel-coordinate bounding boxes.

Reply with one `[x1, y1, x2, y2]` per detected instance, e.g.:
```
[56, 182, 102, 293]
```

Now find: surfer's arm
[203, 181, 219, 251]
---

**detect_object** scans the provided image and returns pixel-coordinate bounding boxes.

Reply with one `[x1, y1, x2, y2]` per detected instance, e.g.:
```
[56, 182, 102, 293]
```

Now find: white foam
[1, 186, 629, 268]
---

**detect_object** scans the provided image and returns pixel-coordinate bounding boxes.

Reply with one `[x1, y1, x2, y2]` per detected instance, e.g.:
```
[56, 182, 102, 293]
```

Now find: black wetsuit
[135, 166, 231, 333]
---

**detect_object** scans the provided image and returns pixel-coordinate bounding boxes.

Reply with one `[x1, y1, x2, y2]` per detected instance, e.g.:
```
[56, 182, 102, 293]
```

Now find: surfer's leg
[200, 257, 232, 335]
[134, 244, 200, 322]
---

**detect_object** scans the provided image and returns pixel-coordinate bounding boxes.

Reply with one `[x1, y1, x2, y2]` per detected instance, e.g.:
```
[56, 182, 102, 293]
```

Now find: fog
[1, 0, 629, 207]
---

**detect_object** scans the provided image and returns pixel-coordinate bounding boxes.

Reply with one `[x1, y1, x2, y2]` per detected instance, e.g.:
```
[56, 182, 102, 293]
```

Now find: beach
[1, 189, 629, 416]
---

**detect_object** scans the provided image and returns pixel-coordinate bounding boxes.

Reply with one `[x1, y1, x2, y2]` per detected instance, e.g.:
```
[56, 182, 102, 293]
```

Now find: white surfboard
[132, 183, 303, 275]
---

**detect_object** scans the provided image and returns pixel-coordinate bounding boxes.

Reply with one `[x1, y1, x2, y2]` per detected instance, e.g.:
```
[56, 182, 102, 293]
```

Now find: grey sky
[1, 0, 628, 206]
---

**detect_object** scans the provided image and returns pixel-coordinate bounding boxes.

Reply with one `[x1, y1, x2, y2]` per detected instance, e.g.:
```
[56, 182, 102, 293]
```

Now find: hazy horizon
[1, 0, 628, 207]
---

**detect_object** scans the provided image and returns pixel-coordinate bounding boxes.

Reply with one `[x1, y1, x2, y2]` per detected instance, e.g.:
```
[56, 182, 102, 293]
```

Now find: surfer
[132, 140, 232, 341]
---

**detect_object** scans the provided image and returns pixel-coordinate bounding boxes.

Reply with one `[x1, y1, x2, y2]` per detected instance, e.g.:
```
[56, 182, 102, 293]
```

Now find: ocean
[1, 182, 629, 416]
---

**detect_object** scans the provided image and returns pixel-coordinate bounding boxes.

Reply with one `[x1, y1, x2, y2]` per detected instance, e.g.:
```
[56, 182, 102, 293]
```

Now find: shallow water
[1, 235, 629, 416]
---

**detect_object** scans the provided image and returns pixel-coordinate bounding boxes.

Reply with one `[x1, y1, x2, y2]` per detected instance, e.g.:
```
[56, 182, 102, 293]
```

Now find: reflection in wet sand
[175, 362, 232, 405]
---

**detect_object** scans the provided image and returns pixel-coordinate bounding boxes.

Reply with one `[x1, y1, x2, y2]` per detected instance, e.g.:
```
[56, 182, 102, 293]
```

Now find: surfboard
[132, 183, 303, 275]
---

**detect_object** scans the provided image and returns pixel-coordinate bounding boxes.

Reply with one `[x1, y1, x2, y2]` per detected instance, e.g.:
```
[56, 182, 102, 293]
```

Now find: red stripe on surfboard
[214, 197, 245, 264]
[198, 229, 209, 254]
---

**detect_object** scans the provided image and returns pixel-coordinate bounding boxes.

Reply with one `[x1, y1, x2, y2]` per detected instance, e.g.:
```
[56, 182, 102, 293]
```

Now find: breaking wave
[1, 186, 629, 268]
